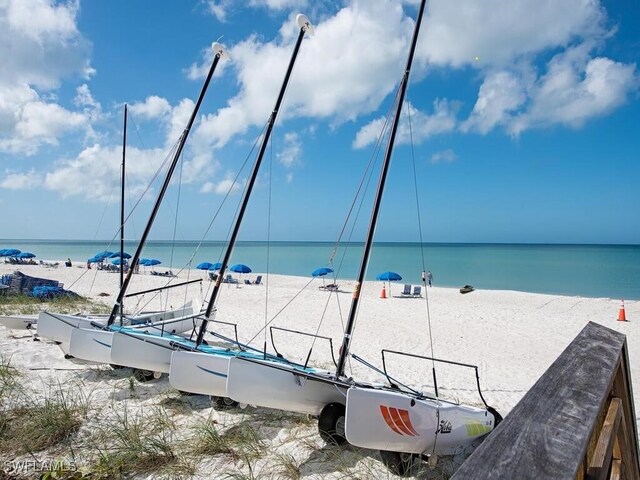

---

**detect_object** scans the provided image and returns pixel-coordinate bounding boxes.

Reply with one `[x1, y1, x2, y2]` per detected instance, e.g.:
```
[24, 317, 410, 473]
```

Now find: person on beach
[427, 270, 433, 287]
[86, 260, 91, 269]
[65, 258, 72, 267]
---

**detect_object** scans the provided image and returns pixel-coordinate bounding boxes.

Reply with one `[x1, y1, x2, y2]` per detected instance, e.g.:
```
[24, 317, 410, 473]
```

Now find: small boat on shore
[0, 314, 38, 330]
[460, 285, 475, 294]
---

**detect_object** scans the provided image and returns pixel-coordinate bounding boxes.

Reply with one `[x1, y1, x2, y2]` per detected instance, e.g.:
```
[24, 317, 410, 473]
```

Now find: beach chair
[400, 284, 411, 297]
[244, 279, 252, 285]
[254, 275, 262, 285]
[224, 274, 238, 284]
[412, 285, 422, 297]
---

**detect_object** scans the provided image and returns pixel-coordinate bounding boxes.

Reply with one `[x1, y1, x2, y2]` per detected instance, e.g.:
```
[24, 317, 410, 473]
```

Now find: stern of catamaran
[344, 387, 497, 456]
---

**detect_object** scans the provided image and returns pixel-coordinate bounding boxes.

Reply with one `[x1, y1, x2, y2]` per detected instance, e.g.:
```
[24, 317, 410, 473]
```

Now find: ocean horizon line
[2, 239, 639, 247]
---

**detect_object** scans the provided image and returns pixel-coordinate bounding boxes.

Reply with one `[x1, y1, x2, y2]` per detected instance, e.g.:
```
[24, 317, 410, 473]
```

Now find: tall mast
[335, 0, 427, 378]
[107, 43, 227, 327]
[195, 14, 314, 346]
[120, 104, 127, 293]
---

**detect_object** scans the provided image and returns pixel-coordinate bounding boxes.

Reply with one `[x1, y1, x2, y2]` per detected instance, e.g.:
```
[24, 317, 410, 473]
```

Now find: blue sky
[0, 0, 638, 244]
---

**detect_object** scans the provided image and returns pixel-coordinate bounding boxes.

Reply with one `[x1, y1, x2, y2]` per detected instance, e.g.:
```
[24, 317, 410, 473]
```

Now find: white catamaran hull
[169, 350, 230, 396]
[226, 357, 345, 416]
[37, 302, 194, 349]
[0, 314, 39, 330]
[344, 387, 495, 456]
[67, 314, 202, 365]
[110, 331, 181, 373]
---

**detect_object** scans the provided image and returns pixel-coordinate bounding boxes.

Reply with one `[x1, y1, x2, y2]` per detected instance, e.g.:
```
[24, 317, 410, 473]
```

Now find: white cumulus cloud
[0, 0, 95, 156]
[0, 170, 42, 190]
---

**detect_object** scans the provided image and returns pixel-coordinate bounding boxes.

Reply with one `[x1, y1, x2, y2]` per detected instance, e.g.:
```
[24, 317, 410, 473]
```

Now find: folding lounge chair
[412, 285, 422, 297]
[400, 284, 411, 297]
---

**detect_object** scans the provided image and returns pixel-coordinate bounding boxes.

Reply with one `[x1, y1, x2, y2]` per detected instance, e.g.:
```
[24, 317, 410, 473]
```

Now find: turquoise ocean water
[2, 240, 639, 300]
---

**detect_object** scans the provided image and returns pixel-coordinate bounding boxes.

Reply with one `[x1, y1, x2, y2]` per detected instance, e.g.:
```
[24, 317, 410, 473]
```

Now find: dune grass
[0, 380, 90, 455]
[0, 294, 109, 315]
[88, 405, 194, 478]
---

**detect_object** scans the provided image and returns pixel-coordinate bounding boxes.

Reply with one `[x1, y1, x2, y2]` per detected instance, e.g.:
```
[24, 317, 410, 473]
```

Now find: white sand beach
[1, 261, 638, 478]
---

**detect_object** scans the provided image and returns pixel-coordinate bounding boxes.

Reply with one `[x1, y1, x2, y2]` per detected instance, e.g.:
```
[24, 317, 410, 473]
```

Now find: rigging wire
[406, 96, 437, 371]
[264, 134, 273, 356]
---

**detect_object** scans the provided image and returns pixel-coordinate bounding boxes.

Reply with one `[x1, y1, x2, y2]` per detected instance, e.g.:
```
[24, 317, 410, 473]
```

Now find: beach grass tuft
[192, 418, 266, 462]
[0, 294, 109, 315]
[0, 380, 89, 455]
[88, 404, 194, 478]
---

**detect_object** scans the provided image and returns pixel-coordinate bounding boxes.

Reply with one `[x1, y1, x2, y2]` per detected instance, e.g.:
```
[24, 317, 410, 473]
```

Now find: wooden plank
[451, 322, 628, 480]
[587, 398, 622, 480]
[611, 346, 640, 479]
[615, 401, 634, 480]
[609, 459, 621, 480]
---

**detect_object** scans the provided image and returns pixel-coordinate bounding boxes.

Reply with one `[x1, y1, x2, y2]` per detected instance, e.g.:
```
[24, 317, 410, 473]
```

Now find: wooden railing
[451, 321, 640, 480]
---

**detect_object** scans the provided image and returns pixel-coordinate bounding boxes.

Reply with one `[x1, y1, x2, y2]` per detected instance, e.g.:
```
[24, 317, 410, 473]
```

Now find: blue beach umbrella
[109, 251, 131, 259]
[3, 249, 21, 257]
[94, 251, 114, 260]
[0, 249, 7, 256]
[87, 256, 102, 264]
[145, 259, 161, 266]
[111, 258, 127, 265]
[230, 264, 251, 274]
[376, 271, 402, 282]
[312, 267, 334, 277]
[197, 262, 214, 270]
[376, 271, 402, 295]
[312, 266, 334, 286]
[208, 262, 223, 271]
[17, 252, 36, 259]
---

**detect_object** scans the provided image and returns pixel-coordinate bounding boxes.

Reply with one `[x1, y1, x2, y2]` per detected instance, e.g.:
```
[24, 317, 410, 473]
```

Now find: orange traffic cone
[380, 284, 387, 299]
[618, 300, 627, 322]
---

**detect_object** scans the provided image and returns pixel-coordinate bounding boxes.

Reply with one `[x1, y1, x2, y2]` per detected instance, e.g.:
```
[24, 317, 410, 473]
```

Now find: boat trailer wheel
[379, 450, 420, 477]
[133, 369, 157, 382]
[318, 402, 347, 445]
[211, 396, 238, 409]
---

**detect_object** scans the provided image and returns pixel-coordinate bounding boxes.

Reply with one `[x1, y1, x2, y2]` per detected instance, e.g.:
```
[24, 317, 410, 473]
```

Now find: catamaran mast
[120, 104, 127, 296]
[335, 0, 427, 378]
[195, 15, 314, 346]
[107, 43, 227, 327]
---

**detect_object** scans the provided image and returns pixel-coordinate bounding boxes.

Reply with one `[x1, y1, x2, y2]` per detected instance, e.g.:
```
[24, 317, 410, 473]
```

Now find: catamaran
[108, 15, 316, 386]
[51, 42, 231, 372]
[224, 1, 501, 474]
[38, 45, 228, 367]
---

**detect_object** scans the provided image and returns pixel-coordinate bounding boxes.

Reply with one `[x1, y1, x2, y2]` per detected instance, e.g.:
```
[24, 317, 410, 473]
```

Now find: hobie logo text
[379, 405, 419, 436]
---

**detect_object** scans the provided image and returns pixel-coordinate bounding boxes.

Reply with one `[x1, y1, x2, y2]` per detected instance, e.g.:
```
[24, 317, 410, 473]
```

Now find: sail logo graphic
[379, 405, 419, 436]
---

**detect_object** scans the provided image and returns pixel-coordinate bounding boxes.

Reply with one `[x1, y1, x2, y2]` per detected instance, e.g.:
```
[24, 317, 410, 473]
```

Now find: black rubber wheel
[487, 406, 503, 428]
[133, 369, 156, 382]
[379, 450, 420, 477]
[211, 396, 238, 409]
[318, 402, 347, 445]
